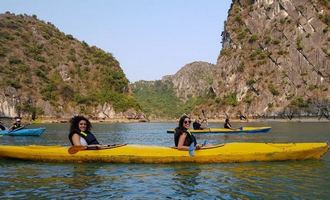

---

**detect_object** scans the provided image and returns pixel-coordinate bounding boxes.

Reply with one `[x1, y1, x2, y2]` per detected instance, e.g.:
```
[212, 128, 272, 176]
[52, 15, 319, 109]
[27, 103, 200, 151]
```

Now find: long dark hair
[177, 115, 190, 130]
[69, 115, 92, 135]
[174, 115, 196, 147]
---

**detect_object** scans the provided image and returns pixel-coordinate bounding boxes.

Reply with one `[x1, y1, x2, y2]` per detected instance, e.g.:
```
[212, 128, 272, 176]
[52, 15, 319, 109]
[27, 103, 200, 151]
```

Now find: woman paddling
[174, 115, 202, 150]
[224, 118, 241, 130]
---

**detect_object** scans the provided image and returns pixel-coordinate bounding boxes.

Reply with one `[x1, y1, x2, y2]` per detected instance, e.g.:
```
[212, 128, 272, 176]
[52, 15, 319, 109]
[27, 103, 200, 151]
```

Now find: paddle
[201, 110, 208, 128]
[189, 140, 207, 157]
[188, 143, 195, 157]
[8, 123, 31, 133]
[68, 145, 87, 154]
[188, 141, 225, 156]
[68, 144, 127, 154]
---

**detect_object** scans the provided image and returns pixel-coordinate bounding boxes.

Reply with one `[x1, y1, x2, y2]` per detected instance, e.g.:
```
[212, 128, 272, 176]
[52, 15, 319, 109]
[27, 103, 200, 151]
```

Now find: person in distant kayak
[68, 115, 100, 146]
[175, 115, 202, 150]
[192, 119, 202, 130]
[224, 118, 241, 130]
[10, 117, 22, 131]
[224, 118, 233, 129]
[0, 121, 6, 130]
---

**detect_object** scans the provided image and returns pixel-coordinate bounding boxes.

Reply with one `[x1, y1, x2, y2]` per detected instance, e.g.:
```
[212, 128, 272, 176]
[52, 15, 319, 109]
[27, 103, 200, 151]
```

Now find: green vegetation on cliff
[0, 13, 140, 118]
[132, 80, 208, 119]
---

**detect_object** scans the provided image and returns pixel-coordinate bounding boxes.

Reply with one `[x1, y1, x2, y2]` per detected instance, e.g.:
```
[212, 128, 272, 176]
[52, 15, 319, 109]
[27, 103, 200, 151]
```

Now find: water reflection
[171, 164, 202, 198]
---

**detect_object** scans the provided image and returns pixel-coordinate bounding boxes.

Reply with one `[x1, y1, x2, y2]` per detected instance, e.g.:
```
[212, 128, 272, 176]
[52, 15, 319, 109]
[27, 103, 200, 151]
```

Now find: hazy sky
[0, 0, 232, 82]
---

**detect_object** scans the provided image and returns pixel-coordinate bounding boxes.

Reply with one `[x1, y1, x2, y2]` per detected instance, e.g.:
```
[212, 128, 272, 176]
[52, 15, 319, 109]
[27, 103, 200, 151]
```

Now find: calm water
[0, 121, 330, 199]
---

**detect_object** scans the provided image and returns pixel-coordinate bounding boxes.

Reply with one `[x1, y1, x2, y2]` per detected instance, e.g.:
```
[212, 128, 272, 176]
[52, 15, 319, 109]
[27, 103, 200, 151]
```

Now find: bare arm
[177, 133, 201, 150]
[177, 133, 189, 150]
[71, 133, 82, 146]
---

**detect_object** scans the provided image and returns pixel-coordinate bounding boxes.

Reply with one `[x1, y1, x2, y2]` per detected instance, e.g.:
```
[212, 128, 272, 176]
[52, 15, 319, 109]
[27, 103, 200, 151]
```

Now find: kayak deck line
[166, 126, 271, 134]
[0, 142, 328, 163]
[0, 128, 46, 136]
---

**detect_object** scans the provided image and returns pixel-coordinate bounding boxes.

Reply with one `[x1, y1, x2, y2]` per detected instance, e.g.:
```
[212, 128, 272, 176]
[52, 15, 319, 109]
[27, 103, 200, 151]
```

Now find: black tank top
[174, 127, 197, 147]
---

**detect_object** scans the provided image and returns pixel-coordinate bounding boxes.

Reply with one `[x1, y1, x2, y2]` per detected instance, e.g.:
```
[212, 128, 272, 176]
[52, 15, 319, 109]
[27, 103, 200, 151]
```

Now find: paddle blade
[189, 143, 195, 157]
[68, 146, 86, 154]
[203, 140, 207, 146]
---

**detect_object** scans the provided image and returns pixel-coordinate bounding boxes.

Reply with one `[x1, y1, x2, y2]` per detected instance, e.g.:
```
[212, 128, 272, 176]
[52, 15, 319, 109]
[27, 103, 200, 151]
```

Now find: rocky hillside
[0, 13, 141, 120]
[133, 0, 330, 120]
[212, 0, 330, 118]
[132, 62, 214, 119]
[163, 62, 216, 101]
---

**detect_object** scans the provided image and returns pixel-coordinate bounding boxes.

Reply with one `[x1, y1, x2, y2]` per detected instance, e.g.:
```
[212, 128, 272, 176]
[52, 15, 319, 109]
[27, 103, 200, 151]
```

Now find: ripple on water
[1, 122, 330, 199]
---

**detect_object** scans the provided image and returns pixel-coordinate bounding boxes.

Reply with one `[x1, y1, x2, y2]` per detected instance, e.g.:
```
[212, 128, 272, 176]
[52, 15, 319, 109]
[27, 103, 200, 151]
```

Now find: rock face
[212, 0, 330, 118]
[0, 13, 141, 120]
[132, 0, 330, 119]
[163, 61, 215, 101]
[131, 61, 215, 119]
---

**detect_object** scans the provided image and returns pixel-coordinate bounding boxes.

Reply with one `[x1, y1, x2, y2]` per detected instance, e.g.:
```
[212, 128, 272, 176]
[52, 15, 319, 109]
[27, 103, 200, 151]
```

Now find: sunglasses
[183, 120, 191, 124]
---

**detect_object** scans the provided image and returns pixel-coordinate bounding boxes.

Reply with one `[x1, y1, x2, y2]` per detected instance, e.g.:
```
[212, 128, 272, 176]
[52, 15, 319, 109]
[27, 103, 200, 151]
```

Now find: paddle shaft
[202, 110, 208, 127]
[68, 144, 127, 154]
[9, 123, 31, 133]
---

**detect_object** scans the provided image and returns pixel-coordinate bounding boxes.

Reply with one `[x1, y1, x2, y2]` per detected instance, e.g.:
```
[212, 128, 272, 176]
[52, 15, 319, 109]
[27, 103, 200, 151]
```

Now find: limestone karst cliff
[133, 0, 330, 119]
[212, 0, 330, 118]
[0, 13, 140, 120]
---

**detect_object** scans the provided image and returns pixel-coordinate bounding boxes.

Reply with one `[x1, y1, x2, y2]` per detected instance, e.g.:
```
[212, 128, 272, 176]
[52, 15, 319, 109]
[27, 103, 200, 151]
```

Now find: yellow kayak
[167, 126, 271, 134]
[0, 142, 328, 163]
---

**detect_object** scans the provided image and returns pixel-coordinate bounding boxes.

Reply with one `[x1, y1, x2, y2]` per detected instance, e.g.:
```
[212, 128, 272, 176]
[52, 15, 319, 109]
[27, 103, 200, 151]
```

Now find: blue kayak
[0, 128, 46, 136]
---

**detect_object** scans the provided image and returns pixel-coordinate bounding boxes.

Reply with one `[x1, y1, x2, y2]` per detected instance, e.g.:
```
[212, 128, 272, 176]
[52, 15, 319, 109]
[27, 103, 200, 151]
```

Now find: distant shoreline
[25, 117, 330, 124]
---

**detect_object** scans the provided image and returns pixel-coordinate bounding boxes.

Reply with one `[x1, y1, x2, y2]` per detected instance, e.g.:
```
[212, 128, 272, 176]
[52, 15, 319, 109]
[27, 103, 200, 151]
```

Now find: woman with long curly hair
[68, 115, 99, 146]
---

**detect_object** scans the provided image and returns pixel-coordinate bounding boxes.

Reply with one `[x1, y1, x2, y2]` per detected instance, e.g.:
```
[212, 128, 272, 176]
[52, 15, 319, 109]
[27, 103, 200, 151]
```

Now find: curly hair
[69, 115, 92, 135]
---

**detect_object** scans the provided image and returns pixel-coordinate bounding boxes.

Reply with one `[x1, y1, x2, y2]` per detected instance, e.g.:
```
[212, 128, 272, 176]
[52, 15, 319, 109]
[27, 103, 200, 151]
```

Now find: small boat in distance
[166, 126, 271, 134]
[0, 128, 46, 136]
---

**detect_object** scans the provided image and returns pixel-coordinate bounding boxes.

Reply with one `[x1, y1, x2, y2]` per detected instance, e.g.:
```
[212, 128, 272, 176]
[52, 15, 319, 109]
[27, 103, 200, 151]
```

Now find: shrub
[8, 79, 21, 89]
[66, 34, 74, 40]
[237, 63, 245, 72]
[224, 93, 238, 106]
[296, 37, 303, 50]
[237, 29, 247, 41]
[271, 39, 280, 45]
[249, 34, 258, 43]
[319, 14, 330, 26]
[221, 48, 232, 57]
[246, 79, 256, 87]
[277, 50, 289, 55]
[268, 84, 279, 96]
[250, 48, 268, 60]
[40, 83, 58, 101]
[59, 85, 74, 101]
[0, 45, 7, 57]
[264, 36, 271, 45]
[290, 97, 309, 108]
[9, 57, 23, 65]
[235, 14, 243, 24]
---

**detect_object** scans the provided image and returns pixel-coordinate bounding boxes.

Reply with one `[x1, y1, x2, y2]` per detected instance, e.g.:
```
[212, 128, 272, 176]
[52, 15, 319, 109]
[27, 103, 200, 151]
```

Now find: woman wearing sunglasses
[174, 115, 202, 150]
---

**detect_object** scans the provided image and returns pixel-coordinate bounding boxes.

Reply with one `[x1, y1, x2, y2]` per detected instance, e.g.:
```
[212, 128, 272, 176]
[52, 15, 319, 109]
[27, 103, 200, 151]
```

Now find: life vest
[174, 128, 197, 147]
[11, 123, 21, 130]
[224, 123, 231, 129]
[192, 122, 202, 130]
[78, 131, 99, 145]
